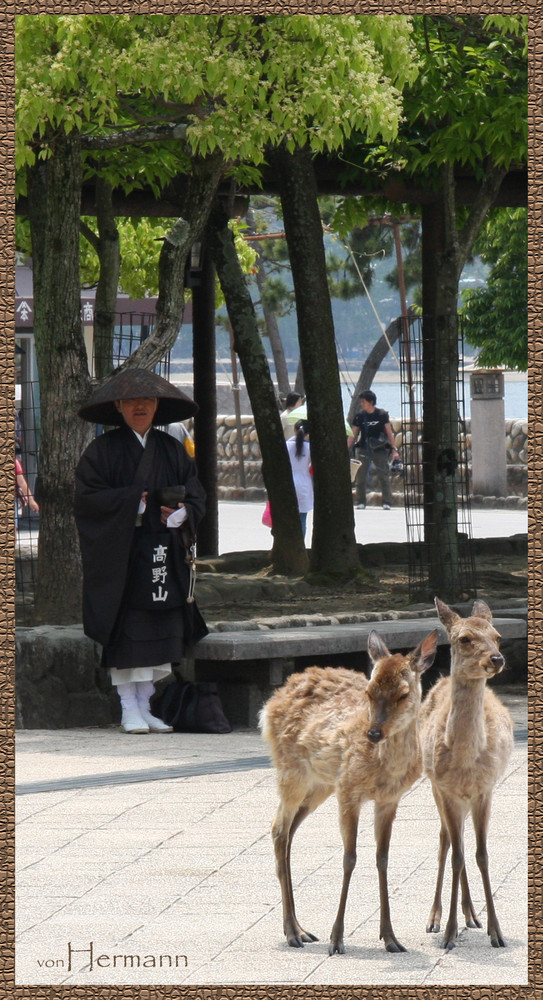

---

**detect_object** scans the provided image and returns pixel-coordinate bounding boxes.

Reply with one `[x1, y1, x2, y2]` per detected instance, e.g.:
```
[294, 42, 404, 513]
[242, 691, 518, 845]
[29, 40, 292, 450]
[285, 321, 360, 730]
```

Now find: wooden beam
[16, 165, 526, 219]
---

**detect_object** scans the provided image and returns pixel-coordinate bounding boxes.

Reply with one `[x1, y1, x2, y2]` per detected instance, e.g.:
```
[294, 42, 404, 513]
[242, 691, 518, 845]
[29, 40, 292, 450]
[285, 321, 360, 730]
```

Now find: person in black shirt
[348, 390, 399, 509]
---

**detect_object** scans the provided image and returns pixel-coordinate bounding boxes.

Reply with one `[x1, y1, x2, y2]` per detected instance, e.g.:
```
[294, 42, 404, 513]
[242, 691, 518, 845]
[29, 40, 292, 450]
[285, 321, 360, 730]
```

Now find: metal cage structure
[92, 312, 169, 379]
[397, 315, 477, 601]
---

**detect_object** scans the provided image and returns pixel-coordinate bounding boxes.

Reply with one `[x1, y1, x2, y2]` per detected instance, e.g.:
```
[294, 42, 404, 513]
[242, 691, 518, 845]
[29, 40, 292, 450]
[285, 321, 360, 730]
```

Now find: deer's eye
[398, 692, 409, 701]
[459, 636, 471, 644]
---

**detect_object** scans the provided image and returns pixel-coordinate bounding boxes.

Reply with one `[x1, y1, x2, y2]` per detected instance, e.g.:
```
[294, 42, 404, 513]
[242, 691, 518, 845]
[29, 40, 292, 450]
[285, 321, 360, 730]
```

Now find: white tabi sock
[134, 680, 155, 712]
[116, 682, 149, 733]
[135, 680, 173, 732]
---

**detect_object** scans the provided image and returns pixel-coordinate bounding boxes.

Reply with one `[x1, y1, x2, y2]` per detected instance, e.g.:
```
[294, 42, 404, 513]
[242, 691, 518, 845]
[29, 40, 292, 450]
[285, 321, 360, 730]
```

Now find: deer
[419, 598, 514, 950]
[259, 628, 438, 955]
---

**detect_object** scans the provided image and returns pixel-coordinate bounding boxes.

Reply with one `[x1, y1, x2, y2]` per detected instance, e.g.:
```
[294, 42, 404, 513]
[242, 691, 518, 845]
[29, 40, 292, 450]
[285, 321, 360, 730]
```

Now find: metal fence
[398, 315, 476, 600]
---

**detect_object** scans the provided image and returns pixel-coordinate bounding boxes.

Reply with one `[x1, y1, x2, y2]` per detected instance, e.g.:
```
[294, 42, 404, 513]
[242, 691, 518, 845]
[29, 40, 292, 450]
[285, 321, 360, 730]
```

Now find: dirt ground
[197, 545, 528, 622]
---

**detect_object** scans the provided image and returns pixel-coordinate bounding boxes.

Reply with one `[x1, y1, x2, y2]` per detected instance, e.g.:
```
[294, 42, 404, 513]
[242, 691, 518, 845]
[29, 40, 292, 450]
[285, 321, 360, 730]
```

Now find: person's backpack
[151, 680, 232, 734]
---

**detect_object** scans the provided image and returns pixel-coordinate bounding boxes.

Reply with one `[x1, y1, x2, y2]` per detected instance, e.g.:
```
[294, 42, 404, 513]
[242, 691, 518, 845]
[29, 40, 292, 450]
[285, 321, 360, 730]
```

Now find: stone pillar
[470, 370, 507, 497]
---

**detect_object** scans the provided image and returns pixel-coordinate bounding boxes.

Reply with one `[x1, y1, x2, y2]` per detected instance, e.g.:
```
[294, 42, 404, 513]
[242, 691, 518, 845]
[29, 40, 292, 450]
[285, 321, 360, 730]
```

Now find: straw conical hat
[78, 368, 198, 425]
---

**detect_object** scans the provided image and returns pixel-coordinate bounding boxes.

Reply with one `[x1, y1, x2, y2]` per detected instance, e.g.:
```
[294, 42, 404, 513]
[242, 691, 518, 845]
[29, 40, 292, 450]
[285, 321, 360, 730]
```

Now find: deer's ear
[471, 600, 493, 622]
[368, 630, 390, 665]
[411, 629, 438, 675]
[434, 597, 460, 629]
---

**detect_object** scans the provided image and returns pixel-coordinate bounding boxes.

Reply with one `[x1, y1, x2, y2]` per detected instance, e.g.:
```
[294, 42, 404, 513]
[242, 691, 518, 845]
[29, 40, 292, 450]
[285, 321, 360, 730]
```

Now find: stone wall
[15, 625, 118, 729]
[216, 415, 265, 496]
[214, 415, 528, 500]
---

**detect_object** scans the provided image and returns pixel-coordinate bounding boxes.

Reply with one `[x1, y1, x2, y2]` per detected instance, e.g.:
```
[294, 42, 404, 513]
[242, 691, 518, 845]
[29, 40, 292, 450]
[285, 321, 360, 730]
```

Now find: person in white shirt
[286, 419, 313, 541]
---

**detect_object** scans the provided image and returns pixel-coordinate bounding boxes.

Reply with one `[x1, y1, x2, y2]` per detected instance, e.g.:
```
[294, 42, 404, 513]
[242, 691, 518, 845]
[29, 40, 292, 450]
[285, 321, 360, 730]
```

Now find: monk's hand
[160, 505, 176, 524]
[162, 503, 188, 527]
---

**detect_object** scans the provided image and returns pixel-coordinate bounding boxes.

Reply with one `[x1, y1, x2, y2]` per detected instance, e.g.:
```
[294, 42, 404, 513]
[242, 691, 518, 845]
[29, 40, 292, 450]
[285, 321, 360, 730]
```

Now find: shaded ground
[196, 539, 527, 623]
[15, 534, 527, 627]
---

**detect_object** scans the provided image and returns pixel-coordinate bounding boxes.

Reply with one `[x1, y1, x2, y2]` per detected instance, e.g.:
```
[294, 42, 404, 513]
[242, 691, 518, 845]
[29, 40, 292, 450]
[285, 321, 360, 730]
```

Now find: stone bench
[15, 613, 527, 730]
[182, 614, 527, 727]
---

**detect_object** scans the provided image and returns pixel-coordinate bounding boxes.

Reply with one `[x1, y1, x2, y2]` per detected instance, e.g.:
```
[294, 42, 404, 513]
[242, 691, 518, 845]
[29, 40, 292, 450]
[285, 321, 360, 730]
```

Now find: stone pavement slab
[217, 502, 528, 554]
[16, 504, 528, 562]
[15, 691, 528, 987]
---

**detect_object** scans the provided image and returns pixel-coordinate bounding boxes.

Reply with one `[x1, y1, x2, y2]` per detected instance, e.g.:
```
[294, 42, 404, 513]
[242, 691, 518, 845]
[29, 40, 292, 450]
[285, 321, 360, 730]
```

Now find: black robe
[74, 424, 207, 669]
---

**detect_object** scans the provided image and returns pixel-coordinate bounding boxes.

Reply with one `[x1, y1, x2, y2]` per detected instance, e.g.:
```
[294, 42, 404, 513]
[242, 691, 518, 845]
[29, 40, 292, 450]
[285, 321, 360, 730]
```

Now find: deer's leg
[460, 864, 482, 930]
[329, 801, 361, 955]
[272, 786, 328, 947]
[428, 788, 480, 933]
[472, 793, 506, 947]
[374, 799, 406, 952]
[427, 818, 450, 933]
[272, 800, 310, 947]
[441, 797, 468, 950]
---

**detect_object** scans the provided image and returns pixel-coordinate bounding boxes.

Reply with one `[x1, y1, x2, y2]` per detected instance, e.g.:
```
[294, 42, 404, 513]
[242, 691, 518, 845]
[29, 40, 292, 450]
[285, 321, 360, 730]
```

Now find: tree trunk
[246, 210, 291, 400]
[93, 178, 121, 379]
[123, 156, 224, 373]
[420, 163, 507, 600]
[27, 132, 93, 623]
[294, 359, 305, 396]
[192, 244, 219, 556]
[206, 198, 309, 577]
[272, 144, 359, 579]
[421, 199, 462, 600]
[347, 315, 405, 424]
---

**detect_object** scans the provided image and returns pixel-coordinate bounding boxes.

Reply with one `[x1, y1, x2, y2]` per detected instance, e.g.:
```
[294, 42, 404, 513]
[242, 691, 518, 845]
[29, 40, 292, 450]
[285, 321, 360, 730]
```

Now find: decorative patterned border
[3, 3, 538, 999]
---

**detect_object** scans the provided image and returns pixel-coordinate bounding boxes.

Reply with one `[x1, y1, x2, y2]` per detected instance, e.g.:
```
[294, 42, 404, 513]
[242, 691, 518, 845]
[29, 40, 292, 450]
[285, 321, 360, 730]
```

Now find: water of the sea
[341, 377, 527, 421]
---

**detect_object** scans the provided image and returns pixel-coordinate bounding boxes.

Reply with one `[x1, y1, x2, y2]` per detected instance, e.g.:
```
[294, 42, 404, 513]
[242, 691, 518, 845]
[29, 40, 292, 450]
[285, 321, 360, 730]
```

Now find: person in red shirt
[15, 455, 39, 538]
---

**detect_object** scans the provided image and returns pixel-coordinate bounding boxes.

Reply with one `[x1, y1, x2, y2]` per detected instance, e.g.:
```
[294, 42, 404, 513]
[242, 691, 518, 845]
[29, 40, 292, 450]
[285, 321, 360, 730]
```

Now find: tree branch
[80, 122, 187, 151]
[114, 154, 224, 373]
[117, 93, 214, 123]
[428, 14, 489, 45]
[442, 162, 461, 269]
[457, 161, 508, 267]
[79, 218, 99, 251]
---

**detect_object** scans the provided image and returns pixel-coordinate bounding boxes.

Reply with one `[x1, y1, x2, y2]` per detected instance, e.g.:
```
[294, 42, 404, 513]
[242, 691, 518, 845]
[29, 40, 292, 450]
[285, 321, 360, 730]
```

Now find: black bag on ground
[151, 680, 232, 734]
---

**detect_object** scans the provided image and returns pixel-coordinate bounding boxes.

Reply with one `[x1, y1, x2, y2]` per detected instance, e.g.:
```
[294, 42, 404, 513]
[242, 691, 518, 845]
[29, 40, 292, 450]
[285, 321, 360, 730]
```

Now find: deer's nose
[367, 727, 383, 744]
[491, 653, 505, 669]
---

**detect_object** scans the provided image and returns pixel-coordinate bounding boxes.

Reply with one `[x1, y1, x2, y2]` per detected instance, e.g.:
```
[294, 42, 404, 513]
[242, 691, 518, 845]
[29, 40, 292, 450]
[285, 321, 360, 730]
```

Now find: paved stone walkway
[15, 503, 528, 985]
[217, 503, 527, 553]
[16, 690, 527, 987]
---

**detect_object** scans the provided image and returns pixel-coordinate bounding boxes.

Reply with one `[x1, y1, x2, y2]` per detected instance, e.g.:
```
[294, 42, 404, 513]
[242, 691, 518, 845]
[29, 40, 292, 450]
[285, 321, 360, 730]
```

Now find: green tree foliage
[460, 208, 527, 370]
[16, 13, 419, 600]
[16, 14, 416, 177]
[78, 216, 255, 302]
[328, 14, 527, 598]
[16, 13, 417, 355]
[402, 15, 527, 178]
[330, 14, 527, 253]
